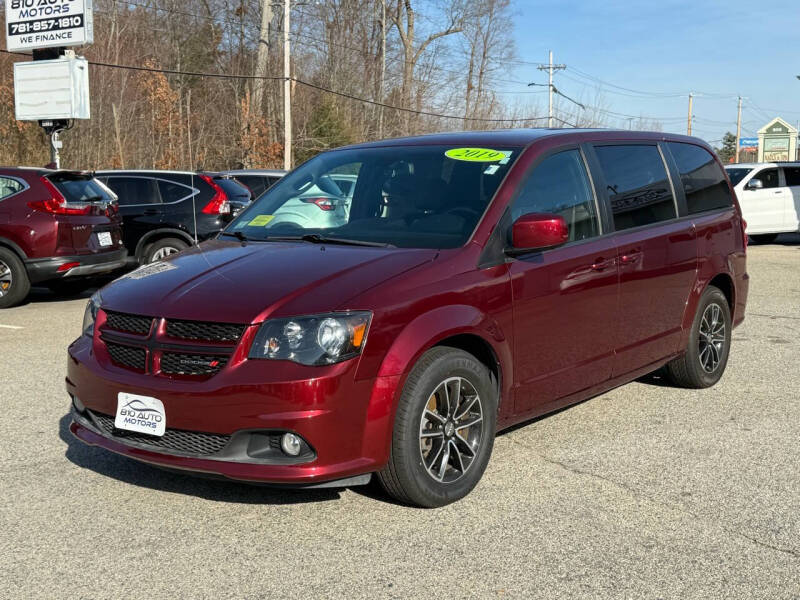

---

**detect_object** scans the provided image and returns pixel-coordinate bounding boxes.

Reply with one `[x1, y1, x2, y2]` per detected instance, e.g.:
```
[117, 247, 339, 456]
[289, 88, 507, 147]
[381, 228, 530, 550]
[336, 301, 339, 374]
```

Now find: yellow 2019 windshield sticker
[445, 148, 506, 162]
[248, 214, 275, 226]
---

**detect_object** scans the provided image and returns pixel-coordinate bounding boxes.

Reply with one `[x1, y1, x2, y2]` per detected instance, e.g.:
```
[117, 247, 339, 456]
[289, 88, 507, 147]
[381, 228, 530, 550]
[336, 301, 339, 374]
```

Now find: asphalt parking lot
[1, 235, 798, 599]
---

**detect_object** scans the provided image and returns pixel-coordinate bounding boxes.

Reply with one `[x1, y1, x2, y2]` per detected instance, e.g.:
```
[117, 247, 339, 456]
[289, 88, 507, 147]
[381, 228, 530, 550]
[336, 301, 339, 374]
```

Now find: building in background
[757, 118, 798, 162]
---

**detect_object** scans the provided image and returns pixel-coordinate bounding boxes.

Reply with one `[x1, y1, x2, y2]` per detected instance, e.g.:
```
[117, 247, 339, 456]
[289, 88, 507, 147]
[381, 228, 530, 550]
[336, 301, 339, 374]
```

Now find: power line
[108, 0, 532, 88]
[0, 49, 575, 126]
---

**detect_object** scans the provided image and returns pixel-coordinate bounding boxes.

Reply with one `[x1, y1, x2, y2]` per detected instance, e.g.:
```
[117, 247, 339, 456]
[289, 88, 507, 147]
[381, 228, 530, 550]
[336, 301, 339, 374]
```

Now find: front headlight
[82, 292, 102, 337]
[249, 312, 372, 365]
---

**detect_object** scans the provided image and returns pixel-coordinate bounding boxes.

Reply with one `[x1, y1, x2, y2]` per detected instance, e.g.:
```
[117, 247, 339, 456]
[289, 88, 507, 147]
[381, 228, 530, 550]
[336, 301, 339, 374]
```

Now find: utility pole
[735, 96, 742, 164]
[283, 0, 292, 171]
[687, 93, 693, 135]
[537, 51, 566, 128]
[377, 0, 386, 138]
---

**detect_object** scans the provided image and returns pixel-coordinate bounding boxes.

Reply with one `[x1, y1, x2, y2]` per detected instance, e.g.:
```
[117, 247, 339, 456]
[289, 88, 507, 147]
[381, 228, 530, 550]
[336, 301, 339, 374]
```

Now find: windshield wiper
[220, 231, 250, 242]
[266, 234, 394, 248]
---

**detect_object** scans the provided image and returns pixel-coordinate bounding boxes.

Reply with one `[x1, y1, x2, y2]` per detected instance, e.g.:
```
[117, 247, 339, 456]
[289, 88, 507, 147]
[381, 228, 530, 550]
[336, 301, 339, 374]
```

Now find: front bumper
[66, 335, 399, 486]
[26, 249, 128, 284]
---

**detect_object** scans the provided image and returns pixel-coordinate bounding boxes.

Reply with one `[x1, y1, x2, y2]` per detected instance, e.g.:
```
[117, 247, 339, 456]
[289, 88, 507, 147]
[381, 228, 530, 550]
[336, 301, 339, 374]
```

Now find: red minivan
[67, 130, 748, 507]
[0, 168, 127, 308]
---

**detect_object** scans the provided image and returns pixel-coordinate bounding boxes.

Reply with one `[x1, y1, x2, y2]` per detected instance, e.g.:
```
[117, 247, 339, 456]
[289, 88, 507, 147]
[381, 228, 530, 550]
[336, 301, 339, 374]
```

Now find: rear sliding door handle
[620, 251, 642, 265]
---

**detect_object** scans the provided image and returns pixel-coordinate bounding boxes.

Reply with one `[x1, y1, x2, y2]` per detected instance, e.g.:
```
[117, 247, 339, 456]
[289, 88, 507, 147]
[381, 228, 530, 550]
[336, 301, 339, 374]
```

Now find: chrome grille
[89, 411, 231, 456]
[106, 342, 146, 371]
[165, 319, 246, 343]
[104, 311, 153, 335]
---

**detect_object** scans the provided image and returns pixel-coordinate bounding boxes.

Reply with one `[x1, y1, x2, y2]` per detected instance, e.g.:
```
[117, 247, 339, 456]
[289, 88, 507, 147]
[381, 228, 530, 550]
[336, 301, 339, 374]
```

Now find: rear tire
[144, 238, 188, 264]
[749, 233, 778, 244]
[0, 247, 30, 309]
[377, 347, 497, 507]
[665, 285, 731, 389]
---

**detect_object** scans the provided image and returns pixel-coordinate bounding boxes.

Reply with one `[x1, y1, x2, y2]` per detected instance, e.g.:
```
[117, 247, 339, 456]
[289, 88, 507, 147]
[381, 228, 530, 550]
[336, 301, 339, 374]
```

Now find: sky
[506, 0, 800, 145]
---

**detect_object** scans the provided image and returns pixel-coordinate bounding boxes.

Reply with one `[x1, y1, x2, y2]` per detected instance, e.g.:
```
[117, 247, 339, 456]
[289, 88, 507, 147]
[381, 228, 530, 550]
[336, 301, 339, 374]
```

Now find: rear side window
[235, 175, 267, 198]
[47, 173, 114, 204]
[667, 142, 732, 214]
[783, 167, 800, 187]
[0, 176, 25, 200]
[158, 180, 194, 203]
[105, 177, 160, 206]
[511, 149, 599, 242]
[595, 145, 676, 231]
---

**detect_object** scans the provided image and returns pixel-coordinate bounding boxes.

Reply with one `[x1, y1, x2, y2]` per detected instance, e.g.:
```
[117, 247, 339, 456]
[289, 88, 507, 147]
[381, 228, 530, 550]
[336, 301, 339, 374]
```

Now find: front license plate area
[115, 393, 166, 437]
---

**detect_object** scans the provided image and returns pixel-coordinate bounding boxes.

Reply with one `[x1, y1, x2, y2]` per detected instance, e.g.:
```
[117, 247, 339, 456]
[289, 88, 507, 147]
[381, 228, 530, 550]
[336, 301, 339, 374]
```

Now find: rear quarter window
[0, 176, 25, 200]
[667, 143, 732, 214]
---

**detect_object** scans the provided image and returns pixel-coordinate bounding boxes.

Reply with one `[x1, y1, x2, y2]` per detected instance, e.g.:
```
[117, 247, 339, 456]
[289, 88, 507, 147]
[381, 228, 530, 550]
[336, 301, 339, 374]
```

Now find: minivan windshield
[225, 145, 521, 249]
[725, 167, 753, 187]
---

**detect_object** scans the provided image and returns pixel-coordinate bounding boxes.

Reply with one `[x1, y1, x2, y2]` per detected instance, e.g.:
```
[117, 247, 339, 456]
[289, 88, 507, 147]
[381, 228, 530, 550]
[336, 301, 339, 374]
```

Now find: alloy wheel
[152, 246, 179, 261]
[418, 376, 484, 484]
[0, 259, 12, 298]
[699, 303, 726, 373]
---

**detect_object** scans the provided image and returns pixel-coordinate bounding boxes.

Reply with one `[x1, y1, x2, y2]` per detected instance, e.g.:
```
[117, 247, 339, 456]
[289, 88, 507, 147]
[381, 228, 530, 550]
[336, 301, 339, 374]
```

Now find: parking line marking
[0, 324, 23, 330]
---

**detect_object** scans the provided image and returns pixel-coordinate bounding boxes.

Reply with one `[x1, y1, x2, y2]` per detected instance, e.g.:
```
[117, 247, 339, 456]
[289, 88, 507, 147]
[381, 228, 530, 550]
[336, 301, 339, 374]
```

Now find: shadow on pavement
[58, 413, 343, 505]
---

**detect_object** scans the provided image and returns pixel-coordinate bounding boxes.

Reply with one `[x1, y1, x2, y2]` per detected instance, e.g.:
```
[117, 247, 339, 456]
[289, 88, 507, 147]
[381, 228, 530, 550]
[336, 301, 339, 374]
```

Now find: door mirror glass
[745, 178, 764, 190]
[510, 213, 569, 251]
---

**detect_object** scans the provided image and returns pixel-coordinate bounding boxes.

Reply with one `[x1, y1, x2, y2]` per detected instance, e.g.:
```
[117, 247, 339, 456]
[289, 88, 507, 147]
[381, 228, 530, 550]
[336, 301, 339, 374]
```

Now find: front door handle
[591, 258, 612, 271]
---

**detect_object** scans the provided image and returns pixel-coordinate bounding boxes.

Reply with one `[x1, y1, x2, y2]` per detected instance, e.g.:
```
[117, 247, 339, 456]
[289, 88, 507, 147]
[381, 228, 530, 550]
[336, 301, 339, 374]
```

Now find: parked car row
[0, 167, 285, 308]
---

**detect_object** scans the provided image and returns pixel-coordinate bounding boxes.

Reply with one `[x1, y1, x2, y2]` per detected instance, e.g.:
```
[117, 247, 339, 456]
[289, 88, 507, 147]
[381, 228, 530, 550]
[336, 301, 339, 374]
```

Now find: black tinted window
[754, 169, 779, 189]
[668, 143, 732, 214]
[105, 177, 160, 206]
[511, 150, 599, 241]
[783, 167, 800, 187]
[725, 168, 752, 186]
[158, 180, 193, 203]
[595, 145, 676, 231]
[48, 173, 114, 204]
[235, 175, 267, 198]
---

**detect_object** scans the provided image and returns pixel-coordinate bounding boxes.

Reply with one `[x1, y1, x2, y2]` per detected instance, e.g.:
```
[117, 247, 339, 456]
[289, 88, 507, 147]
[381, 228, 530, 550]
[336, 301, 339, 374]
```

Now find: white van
[725, 162, 800, 243]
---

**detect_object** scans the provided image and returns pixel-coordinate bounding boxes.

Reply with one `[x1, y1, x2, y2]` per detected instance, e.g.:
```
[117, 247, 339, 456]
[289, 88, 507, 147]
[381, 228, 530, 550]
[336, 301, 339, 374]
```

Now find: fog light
[280, 433, 302, 456]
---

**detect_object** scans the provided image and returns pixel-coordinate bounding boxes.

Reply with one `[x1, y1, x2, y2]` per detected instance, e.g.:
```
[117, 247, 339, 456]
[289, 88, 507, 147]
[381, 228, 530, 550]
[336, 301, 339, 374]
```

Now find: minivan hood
[100, 239, 436, 324]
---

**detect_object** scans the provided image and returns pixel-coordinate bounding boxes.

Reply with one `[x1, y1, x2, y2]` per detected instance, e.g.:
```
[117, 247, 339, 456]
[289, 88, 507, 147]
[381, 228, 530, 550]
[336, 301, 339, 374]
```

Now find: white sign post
[5, 0, 94, 52]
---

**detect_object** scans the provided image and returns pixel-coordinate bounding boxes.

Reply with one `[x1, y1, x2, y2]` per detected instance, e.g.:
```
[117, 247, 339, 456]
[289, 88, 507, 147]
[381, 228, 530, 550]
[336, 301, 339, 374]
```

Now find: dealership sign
[5, 0, 94, 51]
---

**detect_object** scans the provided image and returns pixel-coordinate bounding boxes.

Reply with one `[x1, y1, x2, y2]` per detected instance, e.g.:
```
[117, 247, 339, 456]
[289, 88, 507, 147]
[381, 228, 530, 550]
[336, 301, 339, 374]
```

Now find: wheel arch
[373, 304, 512, 411]
[362, 305, 512, 472]
[0, 236, 28, 260]
[707, 272, 735, 312]
[134, 228, 194, 261]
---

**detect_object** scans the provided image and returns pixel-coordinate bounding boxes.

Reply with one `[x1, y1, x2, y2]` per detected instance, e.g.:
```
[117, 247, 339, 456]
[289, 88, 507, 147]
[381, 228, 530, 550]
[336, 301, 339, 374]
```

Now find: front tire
[377, 347, 497, 507]
[665, 285, 732, 388]
[0, 247, 30, 309]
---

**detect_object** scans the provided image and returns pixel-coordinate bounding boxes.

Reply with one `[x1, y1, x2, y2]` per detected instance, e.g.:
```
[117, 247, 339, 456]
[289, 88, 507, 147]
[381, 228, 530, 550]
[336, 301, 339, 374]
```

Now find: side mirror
[508, 213, 569, 253]
[745, 178, 764, 190]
